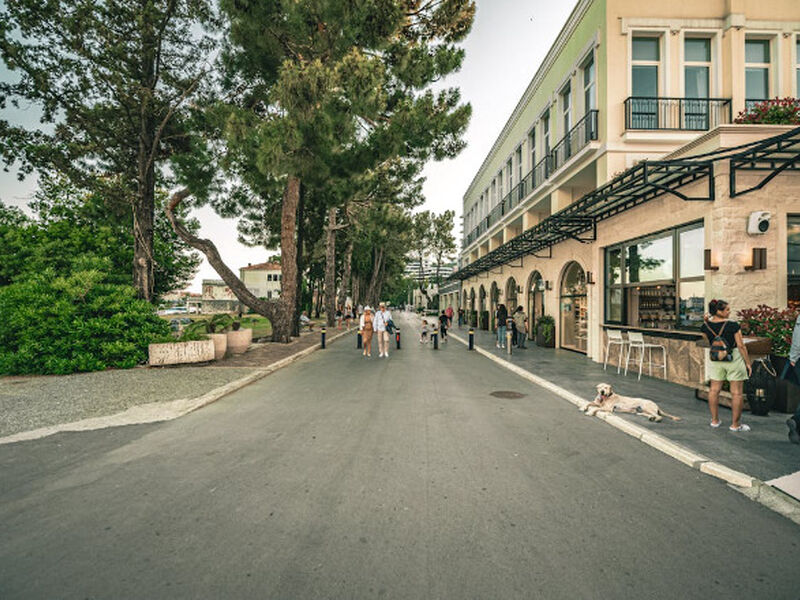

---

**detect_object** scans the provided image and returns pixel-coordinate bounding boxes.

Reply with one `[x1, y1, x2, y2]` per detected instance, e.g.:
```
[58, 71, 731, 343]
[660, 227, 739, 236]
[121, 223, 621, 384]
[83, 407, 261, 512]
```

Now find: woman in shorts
[702, 299, 753, 432]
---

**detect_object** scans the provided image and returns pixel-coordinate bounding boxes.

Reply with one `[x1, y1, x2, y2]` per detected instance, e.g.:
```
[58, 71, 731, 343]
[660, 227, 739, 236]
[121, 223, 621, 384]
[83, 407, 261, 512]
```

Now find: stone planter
[536, 327, 555, 348]
[208, 333, 228, 361]
[148, 340, 215, 366]
[226, 328, 253, 355]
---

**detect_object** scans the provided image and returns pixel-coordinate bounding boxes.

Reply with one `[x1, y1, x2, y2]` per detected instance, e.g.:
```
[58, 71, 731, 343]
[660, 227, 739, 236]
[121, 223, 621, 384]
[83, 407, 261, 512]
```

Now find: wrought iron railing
[551, 110, 599, 172]
[624, 97, 731, 131]
[744, 98, 767, 112]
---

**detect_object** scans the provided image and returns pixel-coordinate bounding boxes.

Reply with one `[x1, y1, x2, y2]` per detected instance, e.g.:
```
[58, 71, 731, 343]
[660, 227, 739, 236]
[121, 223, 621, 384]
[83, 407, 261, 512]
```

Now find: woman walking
[360, 306, 374, 357]
[702, 299, 752, 432]
[495, 303, 508, 349]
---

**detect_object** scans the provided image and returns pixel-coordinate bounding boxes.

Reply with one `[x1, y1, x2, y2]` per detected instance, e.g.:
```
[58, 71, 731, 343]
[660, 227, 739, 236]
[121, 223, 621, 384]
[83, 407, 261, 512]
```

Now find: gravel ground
[0, 366, 258, 438]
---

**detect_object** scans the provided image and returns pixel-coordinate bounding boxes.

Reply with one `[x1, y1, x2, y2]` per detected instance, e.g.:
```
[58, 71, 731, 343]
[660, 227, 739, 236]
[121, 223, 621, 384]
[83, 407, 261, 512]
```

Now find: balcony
[624, 97, 731, 131]
[462, 110, 600, 248]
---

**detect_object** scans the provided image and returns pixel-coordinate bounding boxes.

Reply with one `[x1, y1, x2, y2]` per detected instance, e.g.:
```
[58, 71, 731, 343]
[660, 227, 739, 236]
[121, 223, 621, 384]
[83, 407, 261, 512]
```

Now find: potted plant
[226, 319, 253, 355]
[535, 315, 556, 348]
[185, 314, 232, 360]
[479, 310, 489, 331]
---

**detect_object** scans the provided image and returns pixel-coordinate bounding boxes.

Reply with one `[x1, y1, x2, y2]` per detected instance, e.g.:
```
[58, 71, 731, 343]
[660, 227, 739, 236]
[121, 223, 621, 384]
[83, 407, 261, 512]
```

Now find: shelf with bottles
[630, 284, 677, 329]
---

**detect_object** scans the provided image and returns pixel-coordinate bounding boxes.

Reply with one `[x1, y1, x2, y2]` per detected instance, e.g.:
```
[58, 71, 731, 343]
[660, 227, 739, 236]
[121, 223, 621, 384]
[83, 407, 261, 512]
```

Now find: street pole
[468, 328, 474, 350]
[357, 329, 363, 349]
[432, 327, 438, 350]
[395, 328, 401, 350]
[506, 318, 513, 355]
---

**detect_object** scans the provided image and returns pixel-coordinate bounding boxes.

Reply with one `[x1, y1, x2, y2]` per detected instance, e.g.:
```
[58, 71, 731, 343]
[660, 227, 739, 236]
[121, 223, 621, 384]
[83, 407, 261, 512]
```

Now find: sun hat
[379, 301, 386, 307]
[364, 305, 372, 312]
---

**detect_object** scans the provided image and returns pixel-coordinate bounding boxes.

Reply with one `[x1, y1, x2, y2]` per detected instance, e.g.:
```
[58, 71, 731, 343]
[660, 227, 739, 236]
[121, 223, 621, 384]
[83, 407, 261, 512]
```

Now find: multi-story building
[239, 262, 283, 300]
[452, 0, 800, 389]
[201, 279, 241, 314]
[405, 259, 455, 282]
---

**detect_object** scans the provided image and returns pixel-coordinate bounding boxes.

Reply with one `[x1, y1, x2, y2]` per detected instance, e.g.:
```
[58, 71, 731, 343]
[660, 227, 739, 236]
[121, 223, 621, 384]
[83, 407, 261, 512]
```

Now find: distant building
[405, 259, 455, 282]
[201, 279, 240, 314]
[239, 262, 282, 299]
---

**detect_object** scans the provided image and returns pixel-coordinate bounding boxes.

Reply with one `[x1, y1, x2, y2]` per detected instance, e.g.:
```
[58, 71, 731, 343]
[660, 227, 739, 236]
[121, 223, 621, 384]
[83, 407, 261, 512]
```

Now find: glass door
[528, 272, 544, 339]
[560, 262, 588, 353]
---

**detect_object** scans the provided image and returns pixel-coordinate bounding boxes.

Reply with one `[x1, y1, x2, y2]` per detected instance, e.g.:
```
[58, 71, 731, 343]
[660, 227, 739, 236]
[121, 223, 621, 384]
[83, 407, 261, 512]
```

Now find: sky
[0, 0, 576, 293]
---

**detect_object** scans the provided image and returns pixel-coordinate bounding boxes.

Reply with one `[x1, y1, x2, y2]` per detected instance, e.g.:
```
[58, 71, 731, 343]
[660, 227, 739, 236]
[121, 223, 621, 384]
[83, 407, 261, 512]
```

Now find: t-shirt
[439, 314, 449, 329]
[702, 320, 740, 351]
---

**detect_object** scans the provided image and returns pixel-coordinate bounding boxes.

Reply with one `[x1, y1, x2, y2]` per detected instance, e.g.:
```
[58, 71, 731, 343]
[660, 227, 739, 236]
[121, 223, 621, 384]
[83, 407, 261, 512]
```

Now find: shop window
[789, 216, 800, 309]
[605, 223, 703, 331]
[560, 262, 588, 353]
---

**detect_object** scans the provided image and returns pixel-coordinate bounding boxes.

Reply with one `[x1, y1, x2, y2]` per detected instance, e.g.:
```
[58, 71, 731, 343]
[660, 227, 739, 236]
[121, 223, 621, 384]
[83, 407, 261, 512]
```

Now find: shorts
[707, 348, 749, 382]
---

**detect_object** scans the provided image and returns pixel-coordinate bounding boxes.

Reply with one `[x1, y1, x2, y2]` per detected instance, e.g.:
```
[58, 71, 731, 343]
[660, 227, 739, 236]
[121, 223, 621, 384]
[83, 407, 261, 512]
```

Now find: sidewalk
[0, 328, 351, 443]
[442, 321, 800, 499]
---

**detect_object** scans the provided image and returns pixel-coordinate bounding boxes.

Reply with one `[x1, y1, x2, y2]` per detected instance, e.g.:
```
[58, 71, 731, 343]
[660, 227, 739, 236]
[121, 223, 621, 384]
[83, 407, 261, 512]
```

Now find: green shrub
[0, 269, 170, 375]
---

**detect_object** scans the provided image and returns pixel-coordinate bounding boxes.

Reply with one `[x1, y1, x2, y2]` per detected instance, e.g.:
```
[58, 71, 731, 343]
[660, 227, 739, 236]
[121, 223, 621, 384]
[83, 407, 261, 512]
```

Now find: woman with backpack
[702, 299, 753, 432]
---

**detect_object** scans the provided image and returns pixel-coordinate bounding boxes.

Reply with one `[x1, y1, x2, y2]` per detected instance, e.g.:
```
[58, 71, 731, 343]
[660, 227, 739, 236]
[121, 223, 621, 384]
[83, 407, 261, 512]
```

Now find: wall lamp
[744, 248, 767, 271]
[545, 280, 553, 291]
[586, 271, 596, 284]
[704, 249, 719, 271]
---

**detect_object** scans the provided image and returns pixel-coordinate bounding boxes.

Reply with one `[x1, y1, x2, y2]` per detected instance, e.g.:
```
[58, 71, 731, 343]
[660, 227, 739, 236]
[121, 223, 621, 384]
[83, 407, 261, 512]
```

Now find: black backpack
[705, 321, 732, 362]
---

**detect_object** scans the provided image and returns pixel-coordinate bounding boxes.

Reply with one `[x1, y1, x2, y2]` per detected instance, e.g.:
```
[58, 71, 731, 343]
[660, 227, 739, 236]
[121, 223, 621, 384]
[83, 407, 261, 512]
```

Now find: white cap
[364, 305, 372, 312]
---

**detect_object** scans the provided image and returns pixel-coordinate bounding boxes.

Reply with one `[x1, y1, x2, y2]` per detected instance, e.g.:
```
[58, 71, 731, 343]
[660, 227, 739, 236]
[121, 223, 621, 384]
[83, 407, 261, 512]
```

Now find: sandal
[729, 424, 751, 432]
[709, 421, 721, 428]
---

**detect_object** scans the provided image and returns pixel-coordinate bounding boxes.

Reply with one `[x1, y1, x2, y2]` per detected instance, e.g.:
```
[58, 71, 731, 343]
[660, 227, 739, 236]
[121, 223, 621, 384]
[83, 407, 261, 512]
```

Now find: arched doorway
[489, 282, 499, 329]
[527, 271, 545, 339]
[506, 277, 518, 313]
[478, 285, 487, 330]
[560, 262, 588, 353]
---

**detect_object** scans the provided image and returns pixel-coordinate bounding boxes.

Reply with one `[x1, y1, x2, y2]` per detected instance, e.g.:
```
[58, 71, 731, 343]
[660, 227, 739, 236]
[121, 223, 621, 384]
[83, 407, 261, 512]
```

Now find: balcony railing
[462, 110, 601, 248]
[624, 97, 731, 131]
[551, 109, 599, 172]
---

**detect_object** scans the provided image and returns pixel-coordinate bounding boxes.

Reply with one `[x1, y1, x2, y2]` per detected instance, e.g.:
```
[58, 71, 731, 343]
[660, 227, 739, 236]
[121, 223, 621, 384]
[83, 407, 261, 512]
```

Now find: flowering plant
[737, 304, 799, 357]
[734, 98, 800, 125]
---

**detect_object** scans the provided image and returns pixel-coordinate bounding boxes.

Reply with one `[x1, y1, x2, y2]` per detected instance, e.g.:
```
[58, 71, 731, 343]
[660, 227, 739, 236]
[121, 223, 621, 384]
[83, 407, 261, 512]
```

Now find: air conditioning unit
[747, 211, 771, 235]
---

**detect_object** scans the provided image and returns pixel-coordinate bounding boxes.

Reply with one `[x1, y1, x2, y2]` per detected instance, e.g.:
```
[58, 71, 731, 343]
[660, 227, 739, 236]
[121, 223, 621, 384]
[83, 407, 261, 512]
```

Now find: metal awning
[450, 126, 800, 282]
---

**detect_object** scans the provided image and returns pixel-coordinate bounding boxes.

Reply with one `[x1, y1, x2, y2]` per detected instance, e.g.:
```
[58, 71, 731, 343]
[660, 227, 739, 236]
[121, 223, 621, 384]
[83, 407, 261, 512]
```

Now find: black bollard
[468, 328, 474, 350]
[433, 327, 439, 350]
[395, 328, 401, 350]
[321, 325, 326, 349]
[506, 318, 513, 355]
[357, 329, 363, 349]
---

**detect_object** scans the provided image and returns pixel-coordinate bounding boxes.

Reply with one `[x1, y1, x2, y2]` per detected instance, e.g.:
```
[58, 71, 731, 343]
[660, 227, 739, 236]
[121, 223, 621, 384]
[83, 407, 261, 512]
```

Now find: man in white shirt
[373, 301, 393, 358]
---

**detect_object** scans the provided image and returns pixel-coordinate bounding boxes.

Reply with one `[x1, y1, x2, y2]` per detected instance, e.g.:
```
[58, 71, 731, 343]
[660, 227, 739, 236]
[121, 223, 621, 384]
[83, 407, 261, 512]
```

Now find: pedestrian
[373, 301, 393, 358]
[701, 299, 753, 432]
[335, 305, 343, 330]
[439, 310, 449, 341]
[445, 305, 454, 329]
[345, 304, 353, 330]
[495, 303, 508, 349]
[457, 307, 465, 329]
[419, 319, 429, 343]
[359, 306, 374, 357]
[784, 312, 800, 443]
[513, 306, 528, 349]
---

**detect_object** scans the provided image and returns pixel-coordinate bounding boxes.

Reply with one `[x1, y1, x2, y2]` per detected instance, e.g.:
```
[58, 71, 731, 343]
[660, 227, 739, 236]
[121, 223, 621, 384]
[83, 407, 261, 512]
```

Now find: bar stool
[603, 329, 628, 373]
[624, 331, 667, 380]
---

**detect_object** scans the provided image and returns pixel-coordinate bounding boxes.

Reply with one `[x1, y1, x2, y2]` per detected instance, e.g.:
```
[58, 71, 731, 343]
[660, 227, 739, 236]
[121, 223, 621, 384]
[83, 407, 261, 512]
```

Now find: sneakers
[729, 424, 751, 432]
[709, 420, 721, 428]
[787, 418, 800, 444]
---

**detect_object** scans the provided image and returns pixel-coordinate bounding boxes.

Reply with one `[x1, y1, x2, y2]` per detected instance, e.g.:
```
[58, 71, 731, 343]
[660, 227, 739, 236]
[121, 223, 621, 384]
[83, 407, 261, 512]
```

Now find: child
[419, 319, 429, 343]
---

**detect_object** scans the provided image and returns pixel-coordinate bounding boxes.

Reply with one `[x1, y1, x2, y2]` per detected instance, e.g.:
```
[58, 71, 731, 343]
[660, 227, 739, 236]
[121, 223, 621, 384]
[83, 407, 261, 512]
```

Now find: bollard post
[321, 325, 326, 349]
[506, 318, 513, 355]
[432, 327, 439, 350]
[395, 328, 401, 350]
[357, 329, 363, 349]
[468, 328, 474, 350]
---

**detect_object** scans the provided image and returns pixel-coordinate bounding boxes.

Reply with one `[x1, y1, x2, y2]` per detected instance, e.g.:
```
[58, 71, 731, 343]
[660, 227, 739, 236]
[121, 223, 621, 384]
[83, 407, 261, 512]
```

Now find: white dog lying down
[583, 383, 681, 423]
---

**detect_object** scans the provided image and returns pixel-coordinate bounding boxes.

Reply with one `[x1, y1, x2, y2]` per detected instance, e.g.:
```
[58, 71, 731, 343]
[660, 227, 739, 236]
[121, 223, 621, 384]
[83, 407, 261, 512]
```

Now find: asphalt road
[0, 313, 797, 599]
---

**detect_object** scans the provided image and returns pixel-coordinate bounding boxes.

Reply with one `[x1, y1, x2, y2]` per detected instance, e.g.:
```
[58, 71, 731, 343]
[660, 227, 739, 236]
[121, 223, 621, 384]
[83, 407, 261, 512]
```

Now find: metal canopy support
[730, 127, 800, 197]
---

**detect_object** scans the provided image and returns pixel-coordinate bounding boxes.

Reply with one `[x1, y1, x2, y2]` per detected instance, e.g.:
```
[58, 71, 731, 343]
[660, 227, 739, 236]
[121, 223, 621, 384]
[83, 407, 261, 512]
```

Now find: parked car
[169, 317, 193, 332]
[162, 307, 189, 315]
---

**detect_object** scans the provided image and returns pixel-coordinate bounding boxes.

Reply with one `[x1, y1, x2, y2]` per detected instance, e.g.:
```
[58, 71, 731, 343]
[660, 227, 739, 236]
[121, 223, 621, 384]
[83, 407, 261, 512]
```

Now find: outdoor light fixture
[704, 249, 719, 271]
[744, 247, 767, 271]
[545, 280, 553, 290]
[586, 271, 596, 284]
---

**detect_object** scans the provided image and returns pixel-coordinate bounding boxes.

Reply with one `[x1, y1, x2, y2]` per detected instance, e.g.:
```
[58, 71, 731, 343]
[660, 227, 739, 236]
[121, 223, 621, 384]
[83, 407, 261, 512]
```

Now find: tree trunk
[272, 176, 300, 343]
[292, 181, 306, 337]
[314, 277, 323, 318]
[352, 275, 360, 309]
[324, 207, 337, 327]
[366, 247, 383, 307]
[338, 237, 352, 311]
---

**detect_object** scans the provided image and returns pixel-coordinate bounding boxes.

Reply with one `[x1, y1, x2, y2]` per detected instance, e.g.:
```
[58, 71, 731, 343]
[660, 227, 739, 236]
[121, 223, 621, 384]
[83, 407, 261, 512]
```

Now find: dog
[582, 383, 681, 423]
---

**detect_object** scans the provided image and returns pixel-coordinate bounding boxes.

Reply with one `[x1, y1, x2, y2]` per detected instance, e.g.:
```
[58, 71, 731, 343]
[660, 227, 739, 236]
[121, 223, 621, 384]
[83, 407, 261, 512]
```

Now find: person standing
[495, 303, 508, 349]
[457, 307, 465, 329]
[345, 304, 353, 330]
[359, 306, 374, 357]
[445, 305, 454, 329]
[702, 299, 752, 432]
[439, 310, 449, 341]
[513, 306, 528, 349]
[335, 305, 343, 330]
[785, 313, 800, 443]
[373, 301, 393, 358]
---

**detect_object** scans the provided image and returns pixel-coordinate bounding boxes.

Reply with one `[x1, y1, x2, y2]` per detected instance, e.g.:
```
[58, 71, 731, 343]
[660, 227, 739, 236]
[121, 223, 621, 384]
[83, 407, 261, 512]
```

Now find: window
[631, 36, 661, 128]
[496, 172, 503, 204]
[515, 146, 523, 186]
[561, 84, 571, 137]
[542, 110, 550, 154]
[583, 54, 596, 113]
[267, 274, 272, 282]
[684, 37, 712, 129]
[745, 39, 771, 107]
[506, 158, 513, 193]
[491, 180, 497, 207]
[789, 216, 800, 309]
[605, 223, 704, 330]
[528, 129, 536, 170]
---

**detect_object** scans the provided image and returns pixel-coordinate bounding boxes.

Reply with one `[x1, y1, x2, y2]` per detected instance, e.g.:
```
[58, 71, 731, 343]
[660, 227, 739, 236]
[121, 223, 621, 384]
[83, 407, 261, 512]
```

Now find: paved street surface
[0, 313, 797, 599]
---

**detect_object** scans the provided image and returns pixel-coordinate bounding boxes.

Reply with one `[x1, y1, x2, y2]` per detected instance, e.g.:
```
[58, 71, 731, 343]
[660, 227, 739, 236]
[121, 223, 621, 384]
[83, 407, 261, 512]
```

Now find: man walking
[374, 301, 393, 358]
[513, 306, 528, 349]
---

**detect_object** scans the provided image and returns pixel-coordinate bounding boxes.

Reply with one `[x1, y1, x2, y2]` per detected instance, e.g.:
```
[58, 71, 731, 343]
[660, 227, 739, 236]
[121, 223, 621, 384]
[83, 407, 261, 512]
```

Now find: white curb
[0, 328, 354, 446]
[448, 330, 800, 526]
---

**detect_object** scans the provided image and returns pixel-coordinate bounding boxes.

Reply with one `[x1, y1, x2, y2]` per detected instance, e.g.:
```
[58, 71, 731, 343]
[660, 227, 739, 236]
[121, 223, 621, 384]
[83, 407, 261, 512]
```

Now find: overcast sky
[0, 0, 575, 292]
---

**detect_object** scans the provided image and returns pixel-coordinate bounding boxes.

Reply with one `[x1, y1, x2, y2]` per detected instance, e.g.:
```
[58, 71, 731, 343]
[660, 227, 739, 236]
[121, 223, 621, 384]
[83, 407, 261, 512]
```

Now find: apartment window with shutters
[528, 129, 536, 171]
[515, 146, 523, 185]
[561, 84, 572, 137]
[496, 172, 503, 205]
[542, 110, 550, 154]
[506, 158, 513, 192]
[684, 37, 712, 129]
[745, 38, 771, 109]
[582, 53, 596, 113]
[631, 36, 661, 128]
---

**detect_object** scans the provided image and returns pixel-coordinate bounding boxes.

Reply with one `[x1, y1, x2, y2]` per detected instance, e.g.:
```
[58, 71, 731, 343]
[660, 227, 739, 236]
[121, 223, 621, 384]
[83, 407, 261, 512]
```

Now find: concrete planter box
[226, 328, 253, 355]
[208, 333, 228, 361]
[148, 339, 215, 366]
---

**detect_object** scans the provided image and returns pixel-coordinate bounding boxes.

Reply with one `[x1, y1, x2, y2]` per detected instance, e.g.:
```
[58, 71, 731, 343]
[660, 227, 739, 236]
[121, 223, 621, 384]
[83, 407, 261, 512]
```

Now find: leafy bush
[737, 304, 799, 357]
[535, 315, 556, 344]
[734, 98, 800, 125]
[0, 269, 170, 375]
